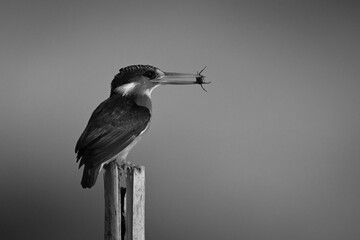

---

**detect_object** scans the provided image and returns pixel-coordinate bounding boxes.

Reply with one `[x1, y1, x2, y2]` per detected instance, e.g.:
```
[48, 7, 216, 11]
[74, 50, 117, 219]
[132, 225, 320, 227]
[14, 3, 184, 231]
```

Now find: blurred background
[1, 0, 359, 239]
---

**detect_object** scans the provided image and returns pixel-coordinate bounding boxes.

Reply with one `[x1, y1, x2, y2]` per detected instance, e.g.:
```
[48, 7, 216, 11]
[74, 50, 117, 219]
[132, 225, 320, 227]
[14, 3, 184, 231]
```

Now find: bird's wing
[75, 97, 150, 168]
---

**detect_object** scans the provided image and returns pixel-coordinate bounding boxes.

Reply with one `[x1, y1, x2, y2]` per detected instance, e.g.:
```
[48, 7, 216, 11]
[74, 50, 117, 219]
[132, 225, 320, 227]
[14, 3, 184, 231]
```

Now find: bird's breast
[133, 94, 152, 113]
[106, 121, 150, 166]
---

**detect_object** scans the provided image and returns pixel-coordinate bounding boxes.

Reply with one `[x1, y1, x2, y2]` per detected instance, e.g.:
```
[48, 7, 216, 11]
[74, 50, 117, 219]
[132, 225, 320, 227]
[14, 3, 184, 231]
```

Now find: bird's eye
[144, 71, 156, 79]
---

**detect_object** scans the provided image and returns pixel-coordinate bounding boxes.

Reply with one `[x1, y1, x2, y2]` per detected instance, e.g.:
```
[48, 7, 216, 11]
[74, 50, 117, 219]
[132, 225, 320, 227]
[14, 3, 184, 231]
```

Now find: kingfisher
[75, 65, 207, 188]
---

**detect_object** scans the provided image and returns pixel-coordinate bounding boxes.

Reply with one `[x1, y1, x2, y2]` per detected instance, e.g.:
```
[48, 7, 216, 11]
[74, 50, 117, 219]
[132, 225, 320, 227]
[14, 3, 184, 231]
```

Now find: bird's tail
[81, 165, 101, 188]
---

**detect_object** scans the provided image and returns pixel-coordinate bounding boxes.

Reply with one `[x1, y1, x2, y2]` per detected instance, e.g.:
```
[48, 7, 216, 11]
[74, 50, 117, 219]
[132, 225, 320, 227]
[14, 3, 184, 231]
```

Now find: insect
[196, 66, 210, 92]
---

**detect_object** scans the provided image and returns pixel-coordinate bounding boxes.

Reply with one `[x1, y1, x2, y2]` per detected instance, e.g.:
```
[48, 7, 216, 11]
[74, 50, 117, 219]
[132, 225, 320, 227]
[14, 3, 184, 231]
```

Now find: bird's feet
[119, 161, 141, 172]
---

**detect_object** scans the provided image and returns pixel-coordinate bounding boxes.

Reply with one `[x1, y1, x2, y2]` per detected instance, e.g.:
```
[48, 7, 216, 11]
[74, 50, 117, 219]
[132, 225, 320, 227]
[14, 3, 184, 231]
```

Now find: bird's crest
[111, 65, 157, 95]
[119, 65, 156, 75]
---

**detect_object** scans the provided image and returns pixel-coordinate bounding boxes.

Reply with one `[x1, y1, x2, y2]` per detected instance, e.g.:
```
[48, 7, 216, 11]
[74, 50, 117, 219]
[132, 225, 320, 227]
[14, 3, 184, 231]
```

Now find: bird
[75, 65, 206, 188]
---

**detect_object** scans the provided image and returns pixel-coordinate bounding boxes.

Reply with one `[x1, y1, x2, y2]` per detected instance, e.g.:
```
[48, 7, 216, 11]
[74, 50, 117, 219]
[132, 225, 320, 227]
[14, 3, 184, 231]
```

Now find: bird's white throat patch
[144, 85, 160, 98]
[115, 82, 159, 97]
[115, 82, 138, 96]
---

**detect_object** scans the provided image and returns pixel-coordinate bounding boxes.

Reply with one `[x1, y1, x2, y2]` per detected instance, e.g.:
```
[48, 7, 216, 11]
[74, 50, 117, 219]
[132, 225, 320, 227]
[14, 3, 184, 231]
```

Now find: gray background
[1, 1, 359, 239]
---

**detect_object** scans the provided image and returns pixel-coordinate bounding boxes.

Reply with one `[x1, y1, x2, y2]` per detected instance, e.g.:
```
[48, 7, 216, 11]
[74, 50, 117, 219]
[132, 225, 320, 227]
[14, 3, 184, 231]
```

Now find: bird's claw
[120, 162, 141, 171]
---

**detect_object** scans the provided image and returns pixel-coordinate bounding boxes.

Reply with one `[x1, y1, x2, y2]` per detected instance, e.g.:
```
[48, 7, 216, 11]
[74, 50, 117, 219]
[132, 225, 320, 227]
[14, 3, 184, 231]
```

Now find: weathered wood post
[104, 161, 145, 240]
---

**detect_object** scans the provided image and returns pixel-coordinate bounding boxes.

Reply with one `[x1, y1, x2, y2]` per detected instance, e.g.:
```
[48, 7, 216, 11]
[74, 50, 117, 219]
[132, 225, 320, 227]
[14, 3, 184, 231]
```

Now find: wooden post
[104, 161, 121, 240]
[104, 162, 145, 240]
[124, 165, 145, 240]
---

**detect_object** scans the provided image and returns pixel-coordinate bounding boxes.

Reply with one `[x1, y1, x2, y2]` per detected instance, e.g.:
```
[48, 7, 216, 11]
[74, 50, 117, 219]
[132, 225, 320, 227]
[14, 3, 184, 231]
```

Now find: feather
[75, 95, 151, 188]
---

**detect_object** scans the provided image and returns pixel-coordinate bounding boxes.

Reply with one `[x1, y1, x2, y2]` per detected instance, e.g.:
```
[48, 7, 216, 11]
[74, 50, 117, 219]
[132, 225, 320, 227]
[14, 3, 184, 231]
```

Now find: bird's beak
[153, 71, 202, 85]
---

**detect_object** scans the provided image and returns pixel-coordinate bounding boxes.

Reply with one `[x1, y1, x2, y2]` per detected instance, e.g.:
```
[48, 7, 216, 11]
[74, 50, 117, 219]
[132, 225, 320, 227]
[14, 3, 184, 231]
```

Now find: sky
[1, 0, 360, 239]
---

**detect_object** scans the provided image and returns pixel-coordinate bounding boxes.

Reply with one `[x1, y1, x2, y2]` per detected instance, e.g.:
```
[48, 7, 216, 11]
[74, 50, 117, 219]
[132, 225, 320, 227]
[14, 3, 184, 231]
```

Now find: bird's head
[110, 65, 203, 97]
